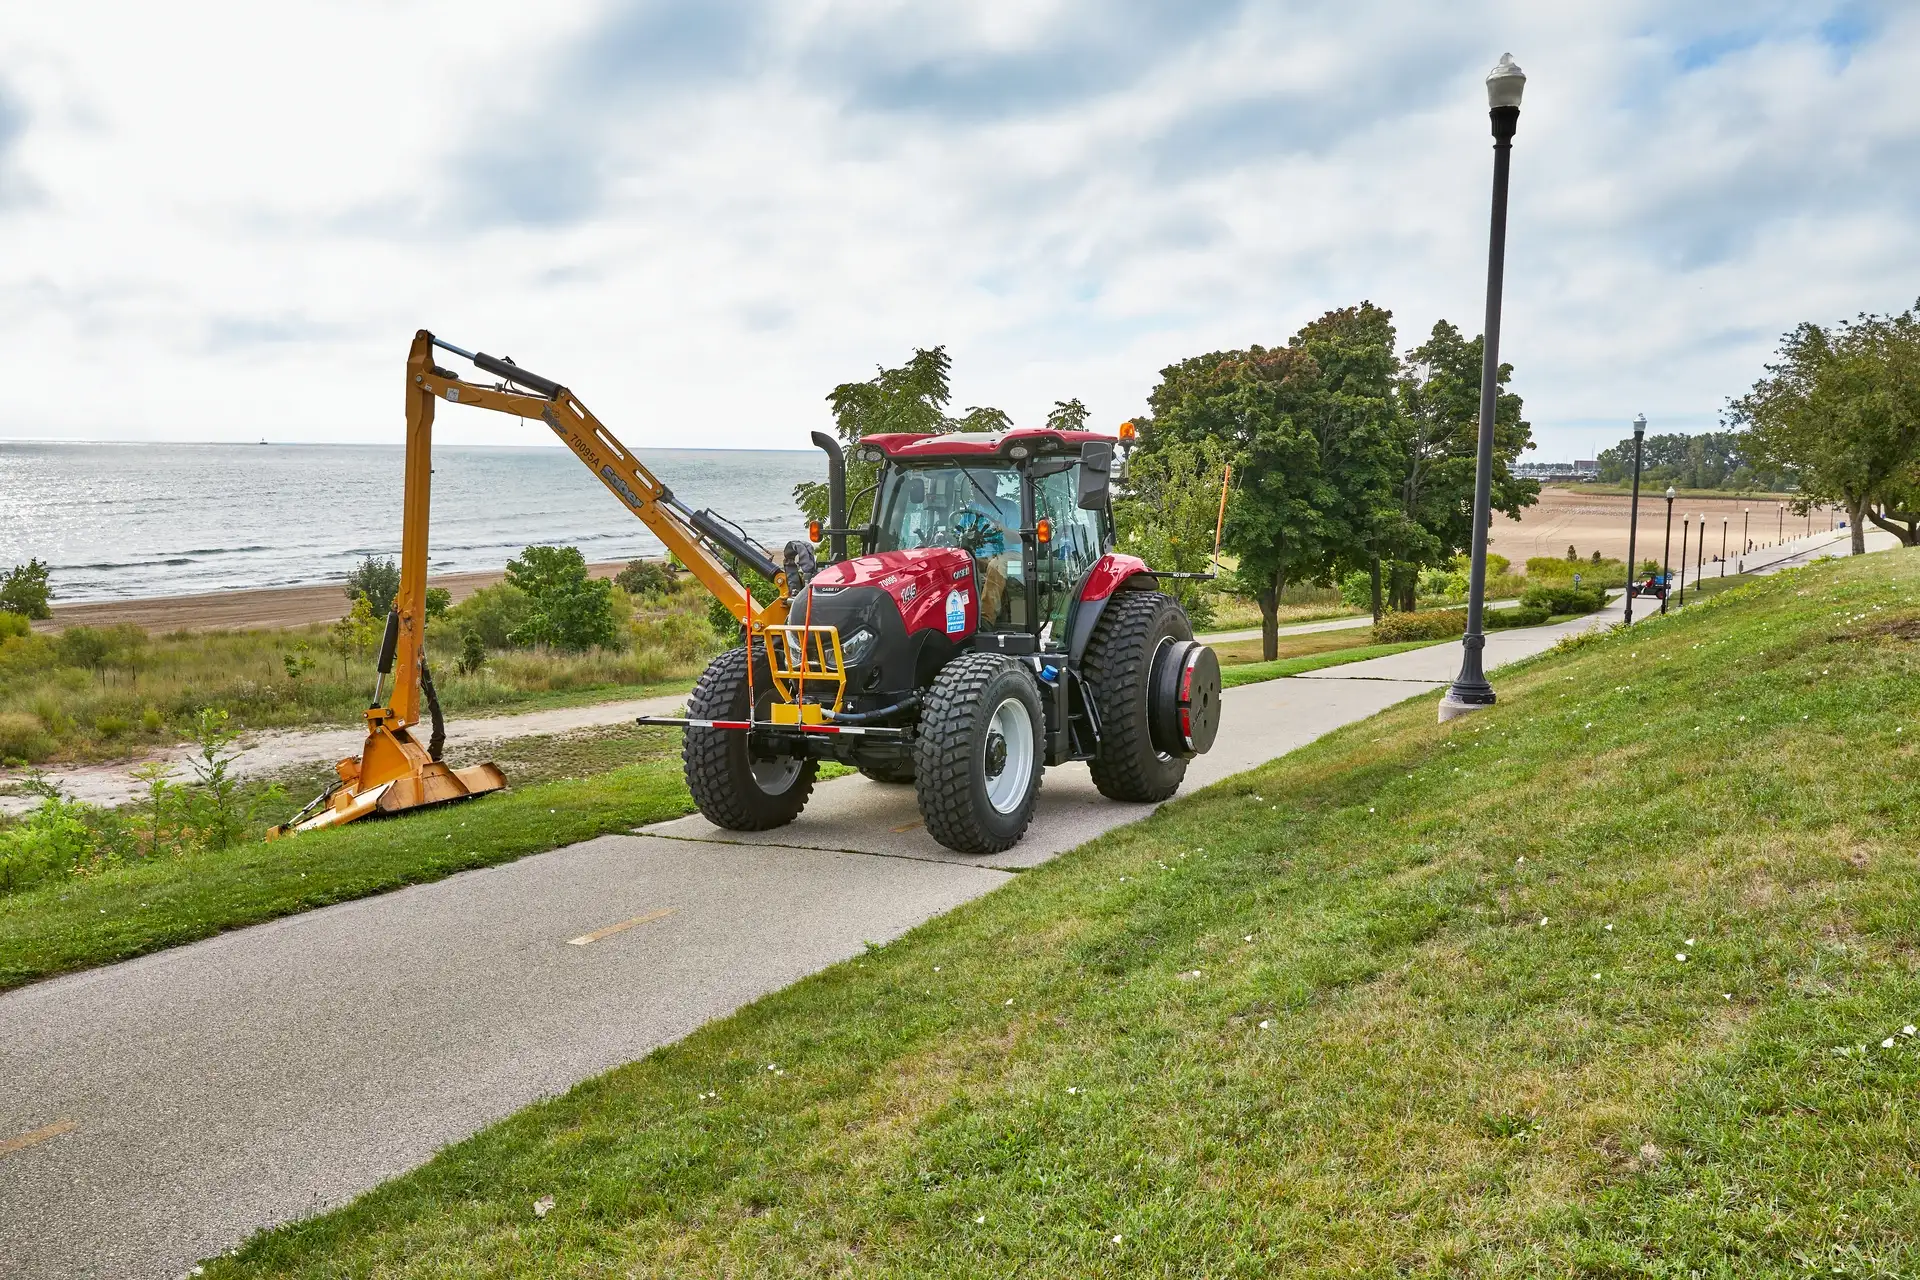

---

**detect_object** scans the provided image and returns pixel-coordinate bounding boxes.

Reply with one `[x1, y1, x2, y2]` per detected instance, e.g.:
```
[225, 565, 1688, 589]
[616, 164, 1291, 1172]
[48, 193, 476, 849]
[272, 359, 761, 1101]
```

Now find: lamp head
[1632, 413, 1646, 439]
[1486, 53, 1526, 110]
[1666, 486, 1676, 501]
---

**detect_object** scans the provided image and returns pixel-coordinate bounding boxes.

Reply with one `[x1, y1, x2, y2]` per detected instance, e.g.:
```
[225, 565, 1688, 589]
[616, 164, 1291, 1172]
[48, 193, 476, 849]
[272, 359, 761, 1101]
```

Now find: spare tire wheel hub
[1148, 639, 1222, 758]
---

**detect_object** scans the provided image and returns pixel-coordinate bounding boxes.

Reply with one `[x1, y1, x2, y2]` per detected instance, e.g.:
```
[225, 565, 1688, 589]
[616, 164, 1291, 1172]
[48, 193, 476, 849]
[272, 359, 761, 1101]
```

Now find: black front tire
[684, 646, 817, 830]
[1083, 590, 1192, 803]
[913, 652, 1043, 854]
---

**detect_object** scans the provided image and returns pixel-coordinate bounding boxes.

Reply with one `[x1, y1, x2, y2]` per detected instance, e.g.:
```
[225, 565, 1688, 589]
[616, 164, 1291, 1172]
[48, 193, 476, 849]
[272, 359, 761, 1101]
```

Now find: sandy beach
[1489, 485, 1829, 566]
[34, 562, 631, 634]
[24, 486, 1834, 635]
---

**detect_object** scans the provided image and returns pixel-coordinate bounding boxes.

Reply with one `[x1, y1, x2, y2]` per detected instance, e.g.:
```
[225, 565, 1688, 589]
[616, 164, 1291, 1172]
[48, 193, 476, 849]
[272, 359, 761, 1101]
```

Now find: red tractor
[657, 427, 1223, 855]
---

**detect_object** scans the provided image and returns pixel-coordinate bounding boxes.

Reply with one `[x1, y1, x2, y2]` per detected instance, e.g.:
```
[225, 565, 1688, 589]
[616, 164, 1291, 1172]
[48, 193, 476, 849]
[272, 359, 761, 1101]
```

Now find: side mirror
[1077, 442, 1114, 510]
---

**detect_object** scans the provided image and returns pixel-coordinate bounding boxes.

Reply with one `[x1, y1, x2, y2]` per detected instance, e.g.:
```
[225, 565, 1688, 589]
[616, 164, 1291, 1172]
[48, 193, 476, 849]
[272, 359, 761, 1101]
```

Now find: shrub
[344, 556, 400, 616]
[1338, 571, 1373, 610]
[1527, 556, 1627, 588]
[424, 587, 452, 620]
[447, 583, 532, 650]
[1486, 603, 1552, 629]
[1519, 581, 1608, 616]
[1371, 609, 1468, 644]
[457, 629, 488, 676]
[0, 711, 53, 763]
[0, 610, 29, 640]
[616, 559, 675, 599]
[505, 546, 623, 652]
[0, 559, 52, 620]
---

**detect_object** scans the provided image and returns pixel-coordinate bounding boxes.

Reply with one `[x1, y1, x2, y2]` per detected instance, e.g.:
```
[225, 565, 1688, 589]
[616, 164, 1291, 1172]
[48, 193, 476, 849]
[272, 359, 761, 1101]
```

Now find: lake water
[0, 442, 822, 603]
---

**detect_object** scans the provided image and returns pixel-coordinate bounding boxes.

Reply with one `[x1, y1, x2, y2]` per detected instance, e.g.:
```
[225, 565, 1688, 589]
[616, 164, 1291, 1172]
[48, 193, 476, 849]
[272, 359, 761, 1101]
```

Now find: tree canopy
[1732, 304, 1920, 554]
[1135, 304, 1534, 654]
[1595, 430, 1793, 493]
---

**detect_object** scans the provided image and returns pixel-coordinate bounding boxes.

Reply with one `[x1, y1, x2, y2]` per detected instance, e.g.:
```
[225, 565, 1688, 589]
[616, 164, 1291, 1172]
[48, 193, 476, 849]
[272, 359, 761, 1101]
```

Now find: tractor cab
[857, 429, 1117, 645]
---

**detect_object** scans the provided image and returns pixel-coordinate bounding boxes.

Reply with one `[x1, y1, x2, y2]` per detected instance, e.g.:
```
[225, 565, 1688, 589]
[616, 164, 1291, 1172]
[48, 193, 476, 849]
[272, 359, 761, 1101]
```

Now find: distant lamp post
[1777, 502, 1784, 543]
[1623, 414, 1648, 625]
[1721, 516, 1728, 577]
[1743, 507, 1751, 554]
[1661, 486, 1676, 614]
[1440, 52, 1526, 723]
[1679, 514, 1691, 607]
[1697, 514, 1706, 590]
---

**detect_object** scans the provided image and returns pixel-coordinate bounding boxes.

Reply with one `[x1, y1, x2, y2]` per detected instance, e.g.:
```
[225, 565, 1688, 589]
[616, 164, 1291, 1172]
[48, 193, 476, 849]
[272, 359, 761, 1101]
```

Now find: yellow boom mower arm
[271, 330, 792, 837]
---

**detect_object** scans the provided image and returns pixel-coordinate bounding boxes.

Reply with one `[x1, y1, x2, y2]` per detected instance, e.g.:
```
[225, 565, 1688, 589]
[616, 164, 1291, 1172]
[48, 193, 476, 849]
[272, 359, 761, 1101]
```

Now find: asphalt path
[0, 529, 1889, 1278]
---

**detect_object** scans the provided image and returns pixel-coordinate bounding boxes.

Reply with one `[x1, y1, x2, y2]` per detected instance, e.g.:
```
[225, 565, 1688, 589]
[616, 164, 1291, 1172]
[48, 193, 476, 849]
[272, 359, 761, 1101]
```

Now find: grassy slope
[0, 758, 693, 991]
[212, 550, 1920, 1278]
[1220, 638, 1443, 686]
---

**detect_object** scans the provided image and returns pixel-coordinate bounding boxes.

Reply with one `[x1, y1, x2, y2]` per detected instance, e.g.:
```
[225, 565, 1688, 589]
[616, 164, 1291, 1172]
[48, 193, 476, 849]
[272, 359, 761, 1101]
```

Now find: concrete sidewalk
[0, 542, 1868, 1278]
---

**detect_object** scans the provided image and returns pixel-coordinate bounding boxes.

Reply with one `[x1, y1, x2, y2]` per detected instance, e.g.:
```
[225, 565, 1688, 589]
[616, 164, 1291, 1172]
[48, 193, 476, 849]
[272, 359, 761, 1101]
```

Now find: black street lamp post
[1777, 503, 1784, 543]
[1721, 517, 1728, 576]
[1661, 487, 1675, 614]
[1697, 514, 1706, 590]
[1743, 507, 1751, 555]
[1623, 413, 1647, 626]
[1440, 53, 1526, 723]
[1679, 515, 1691, 608]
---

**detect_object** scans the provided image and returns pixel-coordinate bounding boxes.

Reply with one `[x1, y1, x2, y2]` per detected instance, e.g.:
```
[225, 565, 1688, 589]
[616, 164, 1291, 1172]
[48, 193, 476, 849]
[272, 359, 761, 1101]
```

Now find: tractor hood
[788, 549, 977, 705]
[800, 548, 977, 641]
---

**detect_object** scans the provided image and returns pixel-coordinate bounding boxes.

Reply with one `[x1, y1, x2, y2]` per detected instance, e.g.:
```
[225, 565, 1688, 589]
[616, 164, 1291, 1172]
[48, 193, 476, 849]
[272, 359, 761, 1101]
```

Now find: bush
[505, 546, 623, 652]
[447, 583, 532, 650]
[1371, 609, 1468, 644]
[0, 559, 52, 620]
[616, 559, 675, 599]
[424, 587, 452, 620]
[1486, 603, 1552, 629]
[344, 556, 400, 616]
[1526, 556, 1627, 587]
[0, 611, 29, 640]
[457, 629, 488, 676]
[0, 711, 53, 763]
[1519, 581, 1608, 616]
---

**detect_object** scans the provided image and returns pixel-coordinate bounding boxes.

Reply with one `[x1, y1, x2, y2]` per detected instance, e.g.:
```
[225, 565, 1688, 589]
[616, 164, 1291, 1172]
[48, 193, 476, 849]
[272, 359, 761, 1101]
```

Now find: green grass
[0, 736, 695, 991]
[1220, 638, 1445, 686]
[204, 551, 1920, 1275]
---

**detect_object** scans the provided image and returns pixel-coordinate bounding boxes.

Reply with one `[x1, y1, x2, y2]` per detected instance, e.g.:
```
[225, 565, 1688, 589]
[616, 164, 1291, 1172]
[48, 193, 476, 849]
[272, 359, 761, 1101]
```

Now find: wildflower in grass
[1883, 1037, 1896, 1049]
[1676, 953, 1688, 962]
[1905, 1026, 1917, 1036]
[1258, 1020, 1272, 1029]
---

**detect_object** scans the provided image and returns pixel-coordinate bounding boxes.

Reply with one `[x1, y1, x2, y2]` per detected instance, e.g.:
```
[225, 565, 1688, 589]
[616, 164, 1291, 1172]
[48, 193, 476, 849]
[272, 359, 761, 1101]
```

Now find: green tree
[0, 559, 53, 620]
[1112, 435, 1233, 628]
[1868, 457, 1920, 545]
[1046, 398, 1092, 431]
[504, 545, 621, 651]
[1144, 304, 1400, 659]
[794, 346, 1014, 528]
[328, 595, 383, 679]
[1733, 305, 1920, 555]
[343, 556, 400, 616]
[424, 587, 451, 620]
[1382, 320, 1537, 611]
[616, 559, 674, 598]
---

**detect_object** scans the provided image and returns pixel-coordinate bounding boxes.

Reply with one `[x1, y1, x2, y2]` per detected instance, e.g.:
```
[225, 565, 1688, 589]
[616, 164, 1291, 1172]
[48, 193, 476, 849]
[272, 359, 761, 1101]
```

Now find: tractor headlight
[839, 627, 878, 668]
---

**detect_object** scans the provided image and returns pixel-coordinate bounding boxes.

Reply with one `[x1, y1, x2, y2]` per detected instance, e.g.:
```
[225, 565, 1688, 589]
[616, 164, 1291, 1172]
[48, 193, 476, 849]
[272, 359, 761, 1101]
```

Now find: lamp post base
[1438, 684, 1496, 722]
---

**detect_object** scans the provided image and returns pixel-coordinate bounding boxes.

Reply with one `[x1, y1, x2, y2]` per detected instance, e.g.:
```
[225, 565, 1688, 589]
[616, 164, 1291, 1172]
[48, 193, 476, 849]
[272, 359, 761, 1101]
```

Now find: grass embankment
[213, 550, 1920, 1277]
[0, 727, 695, 990]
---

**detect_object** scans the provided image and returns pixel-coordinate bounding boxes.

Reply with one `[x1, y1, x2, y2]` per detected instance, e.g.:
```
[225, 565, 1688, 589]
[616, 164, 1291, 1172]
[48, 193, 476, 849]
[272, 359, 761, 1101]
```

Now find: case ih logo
[952, 565, 972, 579]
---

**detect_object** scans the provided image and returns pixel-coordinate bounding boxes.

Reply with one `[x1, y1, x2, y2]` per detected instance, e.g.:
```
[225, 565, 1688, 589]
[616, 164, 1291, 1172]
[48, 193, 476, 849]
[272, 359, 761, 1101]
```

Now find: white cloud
[0, 0, 1914, 459]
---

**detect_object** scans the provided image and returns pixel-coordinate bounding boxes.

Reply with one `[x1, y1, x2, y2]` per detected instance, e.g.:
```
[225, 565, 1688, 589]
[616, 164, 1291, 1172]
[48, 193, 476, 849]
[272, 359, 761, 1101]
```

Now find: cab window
[874, 463, 1026, 629]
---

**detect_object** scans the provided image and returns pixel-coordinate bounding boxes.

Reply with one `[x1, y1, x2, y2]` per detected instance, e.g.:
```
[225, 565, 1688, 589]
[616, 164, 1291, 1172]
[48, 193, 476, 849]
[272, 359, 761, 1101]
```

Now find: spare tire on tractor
[684, 645, 817, 830]
[913, 652, 1044, 855]
[1082, 589, 1221, 803]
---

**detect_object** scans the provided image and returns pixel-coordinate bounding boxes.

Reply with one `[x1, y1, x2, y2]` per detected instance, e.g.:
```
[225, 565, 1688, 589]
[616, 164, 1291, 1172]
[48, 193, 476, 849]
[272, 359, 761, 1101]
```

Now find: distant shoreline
[32, 561, 631, 635]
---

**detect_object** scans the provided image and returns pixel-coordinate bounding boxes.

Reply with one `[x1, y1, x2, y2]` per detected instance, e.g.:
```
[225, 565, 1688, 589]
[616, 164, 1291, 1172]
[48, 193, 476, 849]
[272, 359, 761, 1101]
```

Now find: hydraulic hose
[420, 658, 447, 761]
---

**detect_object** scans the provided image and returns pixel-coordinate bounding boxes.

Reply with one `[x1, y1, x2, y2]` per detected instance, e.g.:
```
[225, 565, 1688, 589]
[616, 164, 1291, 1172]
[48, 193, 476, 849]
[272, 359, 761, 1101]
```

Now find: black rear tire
[1082, 590, 1192, 803]
[912, 652, 1043, 854]
[684, 646, 817, 830]
[857, 759, 917, 784]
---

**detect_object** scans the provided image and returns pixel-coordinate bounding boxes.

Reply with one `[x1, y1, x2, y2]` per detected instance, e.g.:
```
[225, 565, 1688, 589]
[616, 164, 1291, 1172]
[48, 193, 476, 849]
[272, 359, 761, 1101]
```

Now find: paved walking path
[0, 532, 1895, 1278]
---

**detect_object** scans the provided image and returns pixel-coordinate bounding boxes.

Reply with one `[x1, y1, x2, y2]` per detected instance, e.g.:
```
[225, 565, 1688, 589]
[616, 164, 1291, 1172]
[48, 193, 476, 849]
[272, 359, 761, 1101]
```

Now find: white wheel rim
[751, 755, 803, 794]
[982, 696, 1035, 814]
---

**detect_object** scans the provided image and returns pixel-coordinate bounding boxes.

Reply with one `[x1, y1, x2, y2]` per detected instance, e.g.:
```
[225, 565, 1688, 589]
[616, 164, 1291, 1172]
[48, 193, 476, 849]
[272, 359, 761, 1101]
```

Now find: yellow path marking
[567, 907, 676, 947]
[0, 1118, 77, 1157]
[890, 820, 924, 833]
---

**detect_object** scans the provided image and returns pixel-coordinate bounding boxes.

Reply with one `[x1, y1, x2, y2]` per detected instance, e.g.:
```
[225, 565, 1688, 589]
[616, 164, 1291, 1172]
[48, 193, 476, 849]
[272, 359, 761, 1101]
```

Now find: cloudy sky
[0, 1, 1911, 459]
